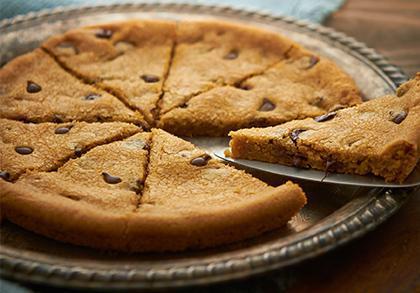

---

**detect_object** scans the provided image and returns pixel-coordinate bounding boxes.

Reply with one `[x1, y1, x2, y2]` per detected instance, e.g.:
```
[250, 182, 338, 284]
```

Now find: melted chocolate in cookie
[224, 49, 239, 60]
[102, 172, 122, 184]
[190, 154, 212, 166]
[84, 93, 101, 101]
[314, 111, 337, 122]
[390, 110, 407, 124]
[95, 29, 113, 39]
[26, 81, 42, 93]
[15, 146, 33, 155]
[141, 74, 160, 83]
[290, 129, 306, 145]
[259, 98, 276, 112]
[0, 171, 10, 181]
[55, 125, 73, 134]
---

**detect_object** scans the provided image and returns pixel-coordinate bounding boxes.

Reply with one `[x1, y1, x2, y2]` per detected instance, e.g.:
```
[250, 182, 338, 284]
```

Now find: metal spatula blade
[214, 150, 420, 188]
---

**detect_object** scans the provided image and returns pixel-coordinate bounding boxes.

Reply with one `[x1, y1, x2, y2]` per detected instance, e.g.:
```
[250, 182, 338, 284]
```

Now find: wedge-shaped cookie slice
[159, 48, 361, 136]
[126, 129, 306, 251]
[0, 49, 144, 124]
[228, 75, 420, 182]
[0, 133, 151, 249]
[43, 20, 176, 123]
[0, 129, 306, 252]
[0, 119, 140, 180]
[159, 20, 298, 114]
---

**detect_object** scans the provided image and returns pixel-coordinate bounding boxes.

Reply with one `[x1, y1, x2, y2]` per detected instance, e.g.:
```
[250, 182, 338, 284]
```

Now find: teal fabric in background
[0, 0, 346, 23]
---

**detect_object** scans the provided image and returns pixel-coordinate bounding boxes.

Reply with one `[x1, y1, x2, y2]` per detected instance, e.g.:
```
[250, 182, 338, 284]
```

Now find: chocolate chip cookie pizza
[228, 74, 420, 183]
[0, 19, 367, 251]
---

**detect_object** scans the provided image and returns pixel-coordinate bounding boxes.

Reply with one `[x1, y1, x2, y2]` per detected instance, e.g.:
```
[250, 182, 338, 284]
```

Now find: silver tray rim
[0, 2, 414, 290]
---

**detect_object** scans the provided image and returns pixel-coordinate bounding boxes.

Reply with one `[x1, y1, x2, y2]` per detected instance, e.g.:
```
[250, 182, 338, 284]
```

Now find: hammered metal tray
[0, 3, 416, 291]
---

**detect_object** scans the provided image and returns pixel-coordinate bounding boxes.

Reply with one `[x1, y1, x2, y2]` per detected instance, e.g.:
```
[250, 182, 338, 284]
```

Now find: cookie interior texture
[228, 74, 420, 183]
[0, 19, 365, 252]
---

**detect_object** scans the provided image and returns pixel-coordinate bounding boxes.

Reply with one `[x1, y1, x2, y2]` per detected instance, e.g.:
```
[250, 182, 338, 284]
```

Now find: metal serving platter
[0, 3, 416, 291]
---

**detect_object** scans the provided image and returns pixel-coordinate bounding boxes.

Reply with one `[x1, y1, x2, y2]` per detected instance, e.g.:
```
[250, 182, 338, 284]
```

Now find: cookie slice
[0, 133, 151, 249]
[159, 20, 297, 114]
[126, 129, 306, 251]
[0, 129, 306, 252]
[228, 75, 420, 182]
[0, 49, 144, 124]
[43, 20, 176, 123]
[0, 119, 141, 180]
[159, 48, 361, 136]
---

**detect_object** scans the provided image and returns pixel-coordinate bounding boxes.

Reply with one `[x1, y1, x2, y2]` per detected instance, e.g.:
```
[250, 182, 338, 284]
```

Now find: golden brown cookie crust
[0, 179, 305, 252]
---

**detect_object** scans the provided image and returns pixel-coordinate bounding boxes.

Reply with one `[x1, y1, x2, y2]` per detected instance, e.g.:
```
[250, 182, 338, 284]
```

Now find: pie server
[214, 150, 420, 188]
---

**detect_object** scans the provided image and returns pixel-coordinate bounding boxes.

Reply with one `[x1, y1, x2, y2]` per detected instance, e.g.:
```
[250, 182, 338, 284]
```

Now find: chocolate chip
[259, 98, 276, 112]
[74, 147, 83, 157]
[190, 154, 212, 166]
[305, 55, 319, 69]
[84, 93, 101, 101]
[0, 171, 10, 181]
[325, 160, 336, 170]
[26, 81, 41, 93]
[55, 125, 73, 134]
[141, 74, 160, 83]
[314, 111, 337, 122]
[102, 172, 122, 184]
[238, 83, 252, 90]
[95, 29, 113, 39]
[15, 146, 33, 155]
[293, 155, 308, 168]
[52, 114, 64, 123]
[131, 180, 143, 194]
[390, 110, 407, 124]
[224, 49, 239, 60]
[180, 103, 188, 109]
[290, 129, 306, 144]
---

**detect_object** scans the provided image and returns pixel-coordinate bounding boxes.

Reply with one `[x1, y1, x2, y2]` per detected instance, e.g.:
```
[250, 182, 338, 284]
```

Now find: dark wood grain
[287, 1, 420, 291]
[325, 0, 420, 77]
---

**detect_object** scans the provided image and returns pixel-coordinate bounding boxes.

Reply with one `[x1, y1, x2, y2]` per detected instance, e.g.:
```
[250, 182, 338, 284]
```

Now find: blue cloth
[0, 0, 345, 23]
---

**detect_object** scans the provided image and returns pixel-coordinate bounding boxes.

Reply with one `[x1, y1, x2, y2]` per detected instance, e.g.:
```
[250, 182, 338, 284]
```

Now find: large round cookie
[0, 19, 361, 252]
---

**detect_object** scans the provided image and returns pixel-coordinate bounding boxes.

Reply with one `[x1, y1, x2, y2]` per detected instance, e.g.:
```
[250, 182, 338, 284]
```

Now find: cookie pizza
[0, 19, 365, 251]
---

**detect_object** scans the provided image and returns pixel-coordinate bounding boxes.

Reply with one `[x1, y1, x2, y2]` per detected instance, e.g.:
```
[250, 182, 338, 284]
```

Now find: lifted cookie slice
[43, 20, 176, 124]
[0, 49, 144, 124]
[159, 20, 297, 114]
[0, 119, 141, 180]
[228, 74, 420, 183]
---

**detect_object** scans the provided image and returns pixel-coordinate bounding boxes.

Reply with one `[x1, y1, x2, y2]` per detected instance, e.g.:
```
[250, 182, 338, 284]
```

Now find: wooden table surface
[291, 0, 420, 291]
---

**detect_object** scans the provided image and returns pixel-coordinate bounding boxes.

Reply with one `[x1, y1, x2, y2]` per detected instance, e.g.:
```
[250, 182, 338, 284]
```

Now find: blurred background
[1, 0, 418, 77]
